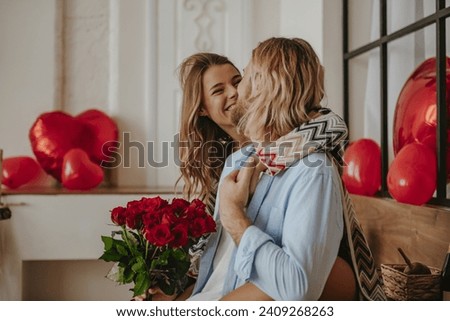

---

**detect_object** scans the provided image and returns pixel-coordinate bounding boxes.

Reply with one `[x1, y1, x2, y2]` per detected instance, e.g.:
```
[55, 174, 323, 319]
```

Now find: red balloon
[61, 148, 104, 190]
[387, 142, 436, 206]
[393, 57, 450, 179]
[342, 138, 381, 196]
[76, 109, 119, 165]
[29, 109, 118, 181]
[1, 156, 41, 189]
[29, 112, 91, 181]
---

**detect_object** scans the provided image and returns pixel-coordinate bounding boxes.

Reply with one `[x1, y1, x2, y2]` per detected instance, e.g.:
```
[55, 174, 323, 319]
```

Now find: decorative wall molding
[184, 0, 226, 51]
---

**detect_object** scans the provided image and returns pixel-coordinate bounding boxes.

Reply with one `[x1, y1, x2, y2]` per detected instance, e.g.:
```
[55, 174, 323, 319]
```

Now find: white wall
[249, 0, 344, 116]
[0, 0, 59, 156]
[0, 0, 343, 186]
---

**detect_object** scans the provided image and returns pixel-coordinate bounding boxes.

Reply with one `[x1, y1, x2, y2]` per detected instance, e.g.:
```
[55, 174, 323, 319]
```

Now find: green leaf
[111, 237, 128, 249]
[150, 259, 159, 270]
[133, 272, 150, 297]
[116, 244, 129, 256]
[171, 248, 187, 261]
[116, 265, 127, 284]
[99, 252, 124, 262]
[156, 255, 168, 266]
[123, 265, 135, 284]
[101, 236, 114, 251]
[131, 257, 145, 273]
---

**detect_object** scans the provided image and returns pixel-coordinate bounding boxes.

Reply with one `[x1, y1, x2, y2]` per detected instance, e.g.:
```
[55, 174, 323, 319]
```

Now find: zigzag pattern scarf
[256, 108, 386, 301]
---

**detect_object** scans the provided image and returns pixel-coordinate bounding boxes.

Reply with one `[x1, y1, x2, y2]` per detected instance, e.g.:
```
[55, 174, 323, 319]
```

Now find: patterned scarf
[256, 108, 347, 175]
[256, 108, 386, 301]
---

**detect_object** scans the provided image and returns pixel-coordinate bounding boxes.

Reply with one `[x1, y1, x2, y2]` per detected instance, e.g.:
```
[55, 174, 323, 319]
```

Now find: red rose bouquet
[100, 196, 216, 299]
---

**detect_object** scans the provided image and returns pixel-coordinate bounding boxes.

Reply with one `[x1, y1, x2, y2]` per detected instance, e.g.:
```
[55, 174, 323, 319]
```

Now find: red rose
[190, 199, 206, 211]
[189, 217, 207, 238]
[184, 198, 208, 220]
[111, 206, 127, 226]
[141, 196, 168, 210]
[169, 224, 189, 248]
[171, 198, 190, 214]
[203, 214, 216, 234]
[126, 200, 145, 229]
[144, 224, 174, 247]
[142, 210, 161, 229]
[190, 215, 217, 237]
[160, 207, 178, 226]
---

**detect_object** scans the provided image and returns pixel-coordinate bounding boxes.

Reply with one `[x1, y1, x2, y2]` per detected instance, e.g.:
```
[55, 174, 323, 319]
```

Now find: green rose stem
[145, 238, 149, 260]
[121, 225, 133, 250]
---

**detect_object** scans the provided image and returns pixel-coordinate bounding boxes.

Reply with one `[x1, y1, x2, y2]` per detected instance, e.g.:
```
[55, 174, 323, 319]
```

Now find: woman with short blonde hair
[237, 37, 325, 141]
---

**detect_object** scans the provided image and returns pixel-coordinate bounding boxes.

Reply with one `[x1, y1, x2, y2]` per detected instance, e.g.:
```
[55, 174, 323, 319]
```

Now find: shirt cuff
[234, 225, 273, 280]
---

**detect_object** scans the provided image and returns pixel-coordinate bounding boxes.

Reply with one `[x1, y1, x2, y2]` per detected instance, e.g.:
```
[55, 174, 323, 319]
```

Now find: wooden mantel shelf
[350, 194, 450, 269]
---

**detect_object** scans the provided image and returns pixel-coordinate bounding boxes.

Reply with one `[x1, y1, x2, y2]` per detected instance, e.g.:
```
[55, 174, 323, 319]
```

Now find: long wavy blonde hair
[237, 37, 325, 141]
[177, 53, 239, 205]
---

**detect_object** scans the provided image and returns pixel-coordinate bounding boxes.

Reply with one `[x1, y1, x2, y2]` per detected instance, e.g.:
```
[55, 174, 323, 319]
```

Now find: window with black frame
[343, 0, 450, 207]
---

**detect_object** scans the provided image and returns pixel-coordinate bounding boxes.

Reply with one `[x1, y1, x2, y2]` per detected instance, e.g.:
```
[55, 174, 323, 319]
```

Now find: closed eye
[212, 88, 224, 95]
[233, 77, 242, 87]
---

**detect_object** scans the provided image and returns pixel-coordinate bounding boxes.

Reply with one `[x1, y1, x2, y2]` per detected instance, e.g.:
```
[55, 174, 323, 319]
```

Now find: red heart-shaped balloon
[342, 138, 381, 196]
[387, 142, 436, 206]
[1, 156, 41, 189]
[76, 109, 119, 165]
[393, 57, 450, 179]
[29, 109, 118, 181]
[61, 148, 104, 190]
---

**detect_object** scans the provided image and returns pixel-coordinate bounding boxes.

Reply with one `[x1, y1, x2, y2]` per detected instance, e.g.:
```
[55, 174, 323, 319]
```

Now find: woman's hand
[133, 284, 195, 301]
[132, 288, 177, 301]
[219, 157, 256, 245]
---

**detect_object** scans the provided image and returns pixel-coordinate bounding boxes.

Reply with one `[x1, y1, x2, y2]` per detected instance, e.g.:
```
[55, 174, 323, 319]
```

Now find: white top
[187, 147, 251, 300]
[187, 228, 234, 301]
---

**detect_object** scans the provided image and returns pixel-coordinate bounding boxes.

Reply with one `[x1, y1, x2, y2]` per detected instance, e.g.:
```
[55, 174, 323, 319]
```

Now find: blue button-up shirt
[192, 146, 344, 300]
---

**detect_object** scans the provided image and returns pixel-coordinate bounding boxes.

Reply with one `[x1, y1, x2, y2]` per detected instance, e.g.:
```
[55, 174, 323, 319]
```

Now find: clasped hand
[219, 156, 262, 245]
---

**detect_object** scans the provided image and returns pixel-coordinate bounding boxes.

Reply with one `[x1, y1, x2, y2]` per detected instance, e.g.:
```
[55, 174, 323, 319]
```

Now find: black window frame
[343, 0, 450, 207]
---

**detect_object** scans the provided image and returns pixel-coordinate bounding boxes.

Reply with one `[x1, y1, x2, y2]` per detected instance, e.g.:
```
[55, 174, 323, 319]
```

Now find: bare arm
[220, 282, 273, 301]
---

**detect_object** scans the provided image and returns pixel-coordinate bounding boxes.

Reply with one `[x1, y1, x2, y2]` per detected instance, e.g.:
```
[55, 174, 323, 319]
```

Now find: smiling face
[201, 64, 242, 134]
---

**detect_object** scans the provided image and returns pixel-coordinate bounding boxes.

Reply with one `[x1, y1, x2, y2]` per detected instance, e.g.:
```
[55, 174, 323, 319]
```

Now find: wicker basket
[381, 264, 441, 300]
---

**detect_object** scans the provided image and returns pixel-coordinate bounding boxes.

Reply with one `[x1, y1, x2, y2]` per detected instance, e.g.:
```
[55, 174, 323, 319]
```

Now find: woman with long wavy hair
[177, 53, 248, 214]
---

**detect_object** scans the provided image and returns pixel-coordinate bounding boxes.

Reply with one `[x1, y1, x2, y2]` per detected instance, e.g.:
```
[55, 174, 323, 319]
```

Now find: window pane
[348, 48, 380, 144]
[348, 0, 379, 51]
[388, 24, 437, 195]
[387, 0, 435, 34]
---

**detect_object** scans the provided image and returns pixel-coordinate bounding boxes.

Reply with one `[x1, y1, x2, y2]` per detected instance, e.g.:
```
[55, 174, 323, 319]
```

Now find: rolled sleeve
[234, 225, 273, 280]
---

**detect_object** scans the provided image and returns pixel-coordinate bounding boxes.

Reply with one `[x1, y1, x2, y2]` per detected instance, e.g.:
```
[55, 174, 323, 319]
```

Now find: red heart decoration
[393, 57, 450, 179]
[76, 109, 119, 165]
[29, 109, 118, 181]
[61, 148, 104, 190]
[1, 156, 41, 189]
[342, 138, 381, 196]
[387, 142, 436, 206]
